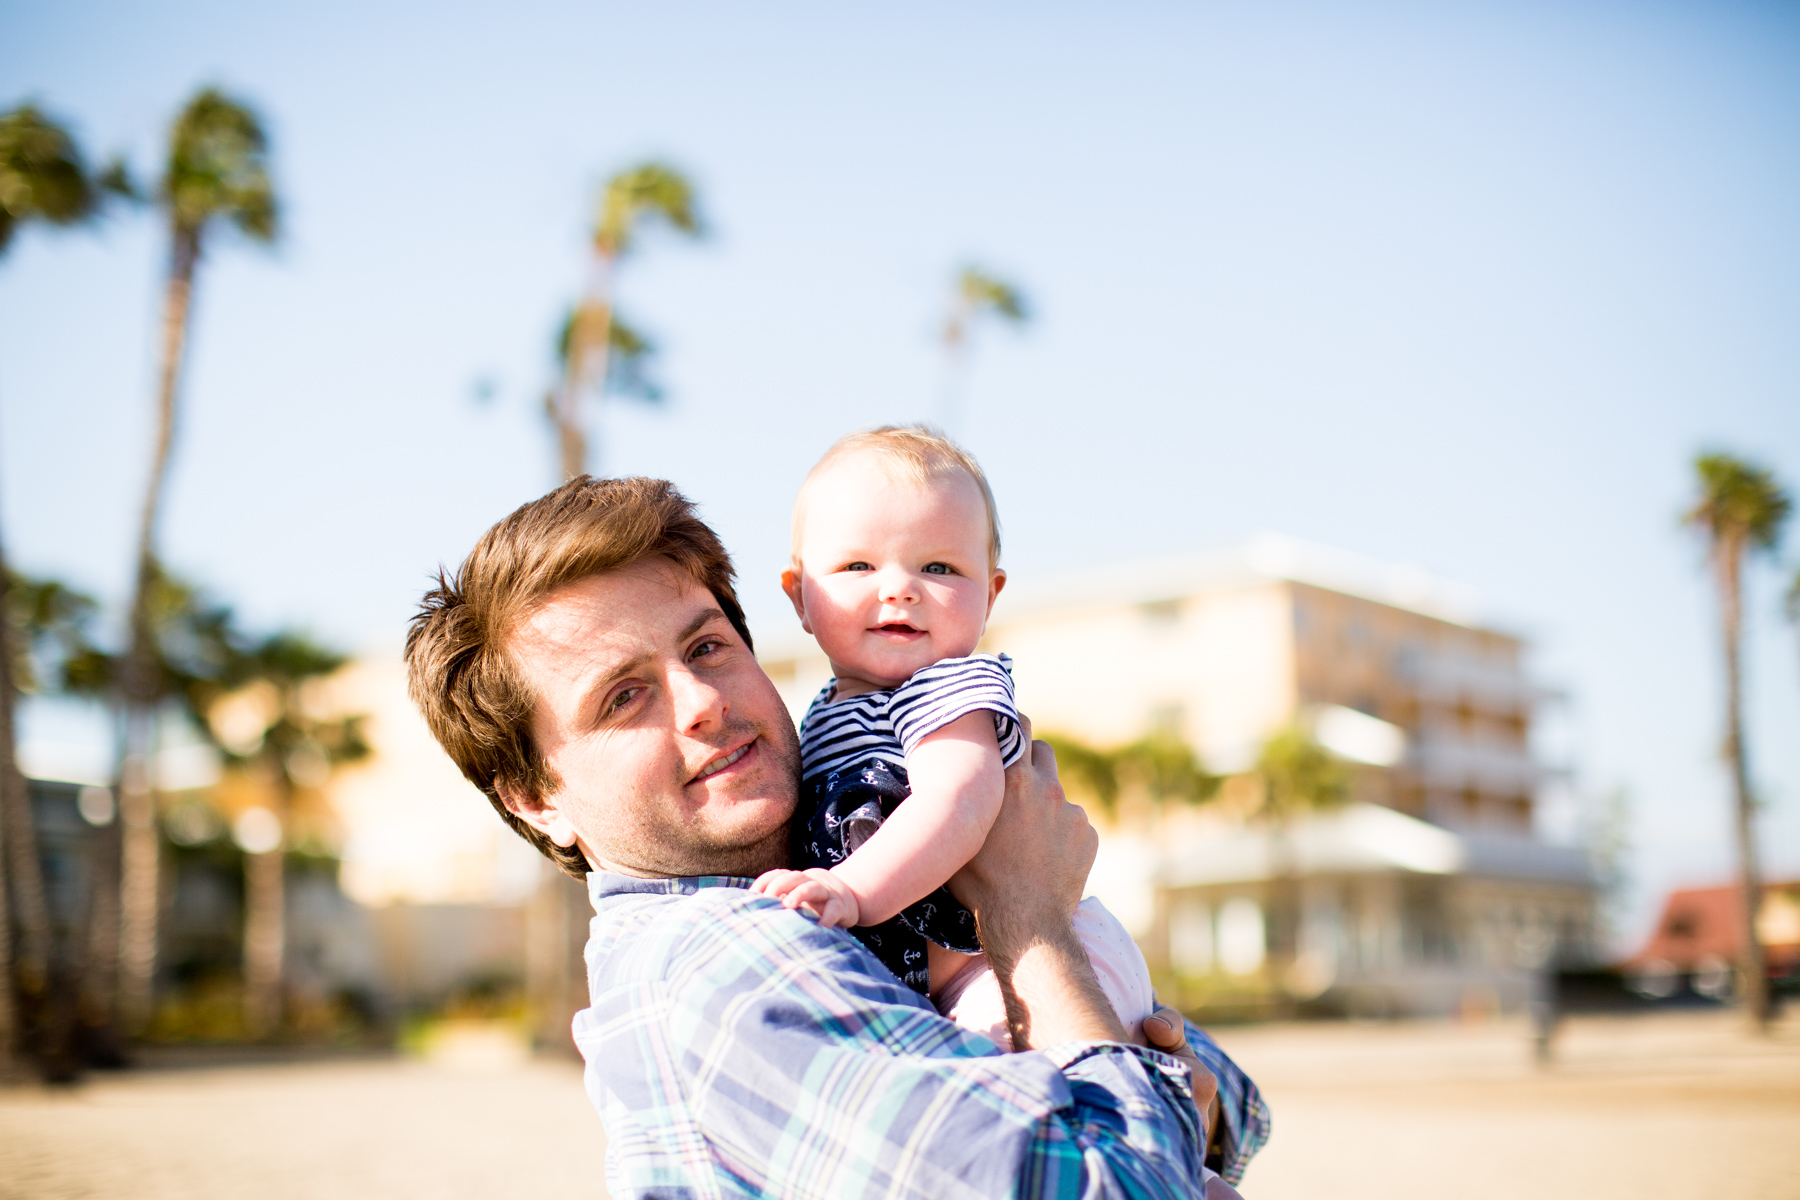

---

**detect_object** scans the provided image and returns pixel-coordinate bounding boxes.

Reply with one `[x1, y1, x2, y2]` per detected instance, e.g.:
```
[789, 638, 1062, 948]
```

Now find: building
[756, 534, 1598, 1017]
[1624, 880, 1800, 1000]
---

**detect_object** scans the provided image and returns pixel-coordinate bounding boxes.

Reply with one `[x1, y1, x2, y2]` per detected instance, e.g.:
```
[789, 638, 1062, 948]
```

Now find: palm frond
[957, 266, 1030, 323]
[0, 103, 99, 254]
[5, 569, 101, 693]
[596, 161, 703, 256]
[1252, 724, 1348, 824]
[1040, 731, 1216, 816]
[604, 311, 662, 401]
[552, 304, 663, 401]
[163, 87, 279, 243]
[1041, 733, 1121, 812]
[1685, 453, 1791, 553]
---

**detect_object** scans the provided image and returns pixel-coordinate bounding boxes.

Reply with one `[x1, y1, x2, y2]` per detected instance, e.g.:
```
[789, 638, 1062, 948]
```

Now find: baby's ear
[986, 568, 1008, 617]
[780, 567, 812, 632]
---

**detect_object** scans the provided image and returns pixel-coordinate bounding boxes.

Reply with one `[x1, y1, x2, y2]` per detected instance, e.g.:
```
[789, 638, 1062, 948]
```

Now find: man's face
[501, 558, 800, 878]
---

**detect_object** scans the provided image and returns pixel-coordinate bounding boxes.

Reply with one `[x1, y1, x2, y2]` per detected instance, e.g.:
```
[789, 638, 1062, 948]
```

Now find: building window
[1217, 897, 1266, 976]
[1140, 598, 1182, 627]
[1147, 702, 1185, 738]
[1168, 896, 1214, 972]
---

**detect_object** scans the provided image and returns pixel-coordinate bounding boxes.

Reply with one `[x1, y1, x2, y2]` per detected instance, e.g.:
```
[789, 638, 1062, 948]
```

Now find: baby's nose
[876, 566, 918, 601]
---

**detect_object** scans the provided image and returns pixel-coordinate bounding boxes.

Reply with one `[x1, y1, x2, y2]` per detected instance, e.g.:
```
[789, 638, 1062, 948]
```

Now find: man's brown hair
[405, 476, 752, 877]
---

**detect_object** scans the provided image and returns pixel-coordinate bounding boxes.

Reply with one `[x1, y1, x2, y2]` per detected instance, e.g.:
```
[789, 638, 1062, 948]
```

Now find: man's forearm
[990, 921, 1126, 1048]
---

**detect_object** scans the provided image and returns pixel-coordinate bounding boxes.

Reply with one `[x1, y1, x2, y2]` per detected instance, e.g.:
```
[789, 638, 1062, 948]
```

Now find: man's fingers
[1143, 1007, 1189, 1052]
[1142, 1006, 1219, 1140]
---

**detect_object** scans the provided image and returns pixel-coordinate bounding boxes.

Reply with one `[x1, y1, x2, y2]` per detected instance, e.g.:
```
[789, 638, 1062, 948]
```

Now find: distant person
[405, 474, 1269, 1198]
[752, 426, 1157, 1062]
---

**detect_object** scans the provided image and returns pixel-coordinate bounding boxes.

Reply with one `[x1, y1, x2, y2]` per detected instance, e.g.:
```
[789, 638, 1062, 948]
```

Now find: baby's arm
[754, 711, 1005, 927]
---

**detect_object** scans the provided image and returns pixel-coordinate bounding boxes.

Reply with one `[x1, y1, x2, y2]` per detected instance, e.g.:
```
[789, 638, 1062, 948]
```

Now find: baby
[751, 424, 1155, 1050]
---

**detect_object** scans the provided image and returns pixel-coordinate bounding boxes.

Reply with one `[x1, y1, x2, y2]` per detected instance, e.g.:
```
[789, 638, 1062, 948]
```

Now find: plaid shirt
[576, 873, 1270, 1198]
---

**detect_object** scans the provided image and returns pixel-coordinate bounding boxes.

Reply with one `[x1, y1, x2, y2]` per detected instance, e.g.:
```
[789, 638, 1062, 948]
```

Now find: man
[407, 476, 1269, 1198]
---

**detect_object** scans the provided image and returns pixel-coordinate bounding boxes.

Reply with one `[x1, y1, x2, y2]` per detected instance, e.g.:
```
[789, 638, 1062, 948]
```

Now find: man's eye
[690, 638, 724, 660]
[609, 687, 640, 713]
[923, 562, 955, 575]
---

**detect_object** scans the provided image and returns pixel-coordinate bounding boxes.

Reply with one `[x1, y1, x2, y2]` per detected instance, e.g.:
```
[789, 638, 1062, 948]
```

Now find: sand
[1, 1008, 1795, 1198]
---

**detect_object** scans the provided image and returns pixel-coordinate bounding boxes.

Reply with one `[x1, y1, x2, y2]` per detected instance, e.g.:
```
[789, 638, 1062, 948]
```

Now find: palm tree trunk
[555, 253, 616, 481]
[0, 556, 54, 1001]
[552, 380, 588, 483]
[1716, 536, 1771, 1030]
[0, 680, 15, 1080]
[937, 297, 972, 433]
[1268, 816, 1301, 1013]
[78, 802, 123, 1063]
[242, 766, 288, 1040]
[241, 845, 284, 1037]
[241, 848, 284, 1038]
[526, 864, 585, 1055]
[116, 225, 200, 1036]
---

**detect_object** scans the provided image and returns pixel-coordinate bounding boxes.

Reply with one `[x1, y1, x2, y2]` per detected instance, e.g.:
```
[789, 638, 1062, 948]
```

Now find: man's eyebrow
[576, 606, 731, 724]
[679, 607, 729, 643]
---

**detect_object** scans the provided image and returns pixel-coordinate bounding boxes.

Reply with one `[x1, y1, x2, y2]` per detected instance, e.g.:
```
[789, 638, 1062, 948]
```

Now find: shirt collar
[587, 870, 756, 909]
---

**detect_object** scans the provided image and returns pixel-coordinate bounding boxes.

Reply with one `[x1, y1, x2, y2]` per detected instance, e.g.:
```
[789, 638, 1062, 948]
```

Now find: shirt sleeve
[889, 654, 1027, 768]
[579, 890, 1217, 1200]
[1184, 1017, 1271, 1185]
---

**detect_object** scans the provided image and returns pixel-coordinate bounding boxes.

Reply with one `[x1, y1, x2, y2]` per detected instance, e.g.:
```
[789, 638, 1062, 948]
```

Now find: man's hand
[1143, 1007, 1221, 1141]
[750, 867, 861, 928]
[947, 723, 1124, 1048]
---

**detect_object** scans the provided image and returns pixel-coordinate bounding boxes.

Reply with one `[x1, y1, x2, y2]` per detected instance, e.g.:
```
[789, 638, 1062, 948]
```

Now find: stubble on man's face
[509, 561, 801, 879]
[599, 706, 800, 879]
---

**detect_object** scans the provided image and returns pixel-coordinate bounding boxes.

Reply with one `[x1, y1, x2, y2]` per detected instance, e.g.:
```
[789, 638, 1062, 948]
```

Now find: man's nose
[875, 565, 919, 604]
[668, 665, 727, 733]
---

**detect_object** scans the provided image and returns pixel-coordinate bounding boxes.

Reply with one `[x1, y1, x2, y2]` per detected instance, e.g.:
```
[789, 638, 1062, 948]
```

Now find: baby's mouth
[870, 622, 925, 640]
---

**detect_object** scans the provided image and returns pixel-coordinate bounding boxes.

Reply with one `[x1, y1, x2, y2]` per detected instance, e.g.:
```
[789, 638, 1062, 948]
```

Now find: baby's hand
[750, 868, 861, 928]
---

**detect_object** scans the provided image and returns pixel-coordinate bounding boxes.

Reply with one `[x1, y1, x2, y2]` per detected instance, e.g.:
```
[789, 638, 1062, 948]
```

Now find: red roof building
[1628, 881, 1800, 977]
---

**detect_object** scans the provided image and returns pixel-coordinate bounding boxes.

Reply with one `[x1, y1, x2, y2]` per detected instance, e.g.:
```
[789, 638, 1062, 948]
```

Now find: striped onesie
[793, 653, 1027, 993]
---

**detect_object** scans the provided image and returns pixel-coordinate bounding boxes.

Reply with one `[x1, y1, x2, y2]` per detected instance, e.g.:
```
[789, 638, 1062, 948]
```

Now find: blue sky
[3, 0, 1797, 943]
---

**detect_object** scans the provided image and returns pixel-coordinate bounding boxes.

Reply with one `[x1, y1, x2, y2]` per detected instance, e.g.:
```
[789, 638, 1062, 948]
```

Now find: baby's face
[784, 457, 1003, 691]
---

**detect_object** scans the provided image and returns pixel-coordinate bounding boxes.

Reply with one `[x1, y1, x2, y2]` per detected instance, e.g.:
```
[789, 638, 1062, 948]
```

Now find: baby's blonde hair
[791, 424, 1002, 570]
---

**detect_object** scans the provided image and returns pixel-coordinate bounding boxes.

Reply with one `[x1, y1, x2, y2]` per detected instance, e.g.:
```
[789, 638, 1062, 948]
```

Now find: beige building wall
[981, 581, 1297, 774]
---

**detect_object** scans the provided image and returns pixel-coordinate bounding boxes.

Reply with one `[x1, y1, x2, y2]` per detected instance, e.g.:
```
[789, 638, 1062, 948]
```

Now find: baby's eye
[923, 562, 955, 576]
[843, 562, 872, 572]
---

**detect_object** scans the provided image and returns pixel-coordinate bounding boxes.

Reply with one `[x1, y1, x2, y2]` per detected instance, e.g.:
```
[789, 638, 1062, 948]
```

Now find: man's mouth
[693, 741, 753, 782]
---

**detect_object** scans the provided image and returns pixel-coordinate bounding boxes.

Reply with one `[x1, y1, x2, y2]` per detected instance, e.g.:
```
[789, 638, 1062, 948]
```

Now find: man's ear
[495, 780, 580, 848]
[985, 568, 1007, 619]
[779, 567, 812, 633]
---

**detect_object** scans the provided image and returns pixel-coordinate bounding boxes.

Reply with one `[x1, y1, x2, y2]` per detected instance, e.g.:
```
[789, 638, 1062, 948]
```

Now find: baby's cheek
[809, 599, 869, 657]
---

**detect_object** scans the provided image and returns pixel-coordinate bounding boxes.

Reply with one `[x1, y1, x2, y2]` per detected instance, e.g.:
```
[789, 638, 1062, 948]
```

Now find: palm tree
[210, 632, 367, 1038]
[65, 564, 242, 1054]
[116, 88, 277, 1034]
[1785, 569, 1800, 690]
[1040, 731, 1214, 824]
[542, 307, 665, 443]
[6, 573, 103, 1077]
[550, 162, 700, 480]
[1685, 452, 1791, 1030]
[1251, 723, 1348, 994]
[938, 265, 1029, 433]
[0, 102, 104, 1075]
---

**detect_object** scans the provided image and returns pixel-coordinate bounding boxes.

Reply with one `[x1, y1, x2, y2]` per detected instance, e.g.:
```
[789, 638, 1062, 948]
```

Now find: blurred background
[1, 1, 1797, 1197]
